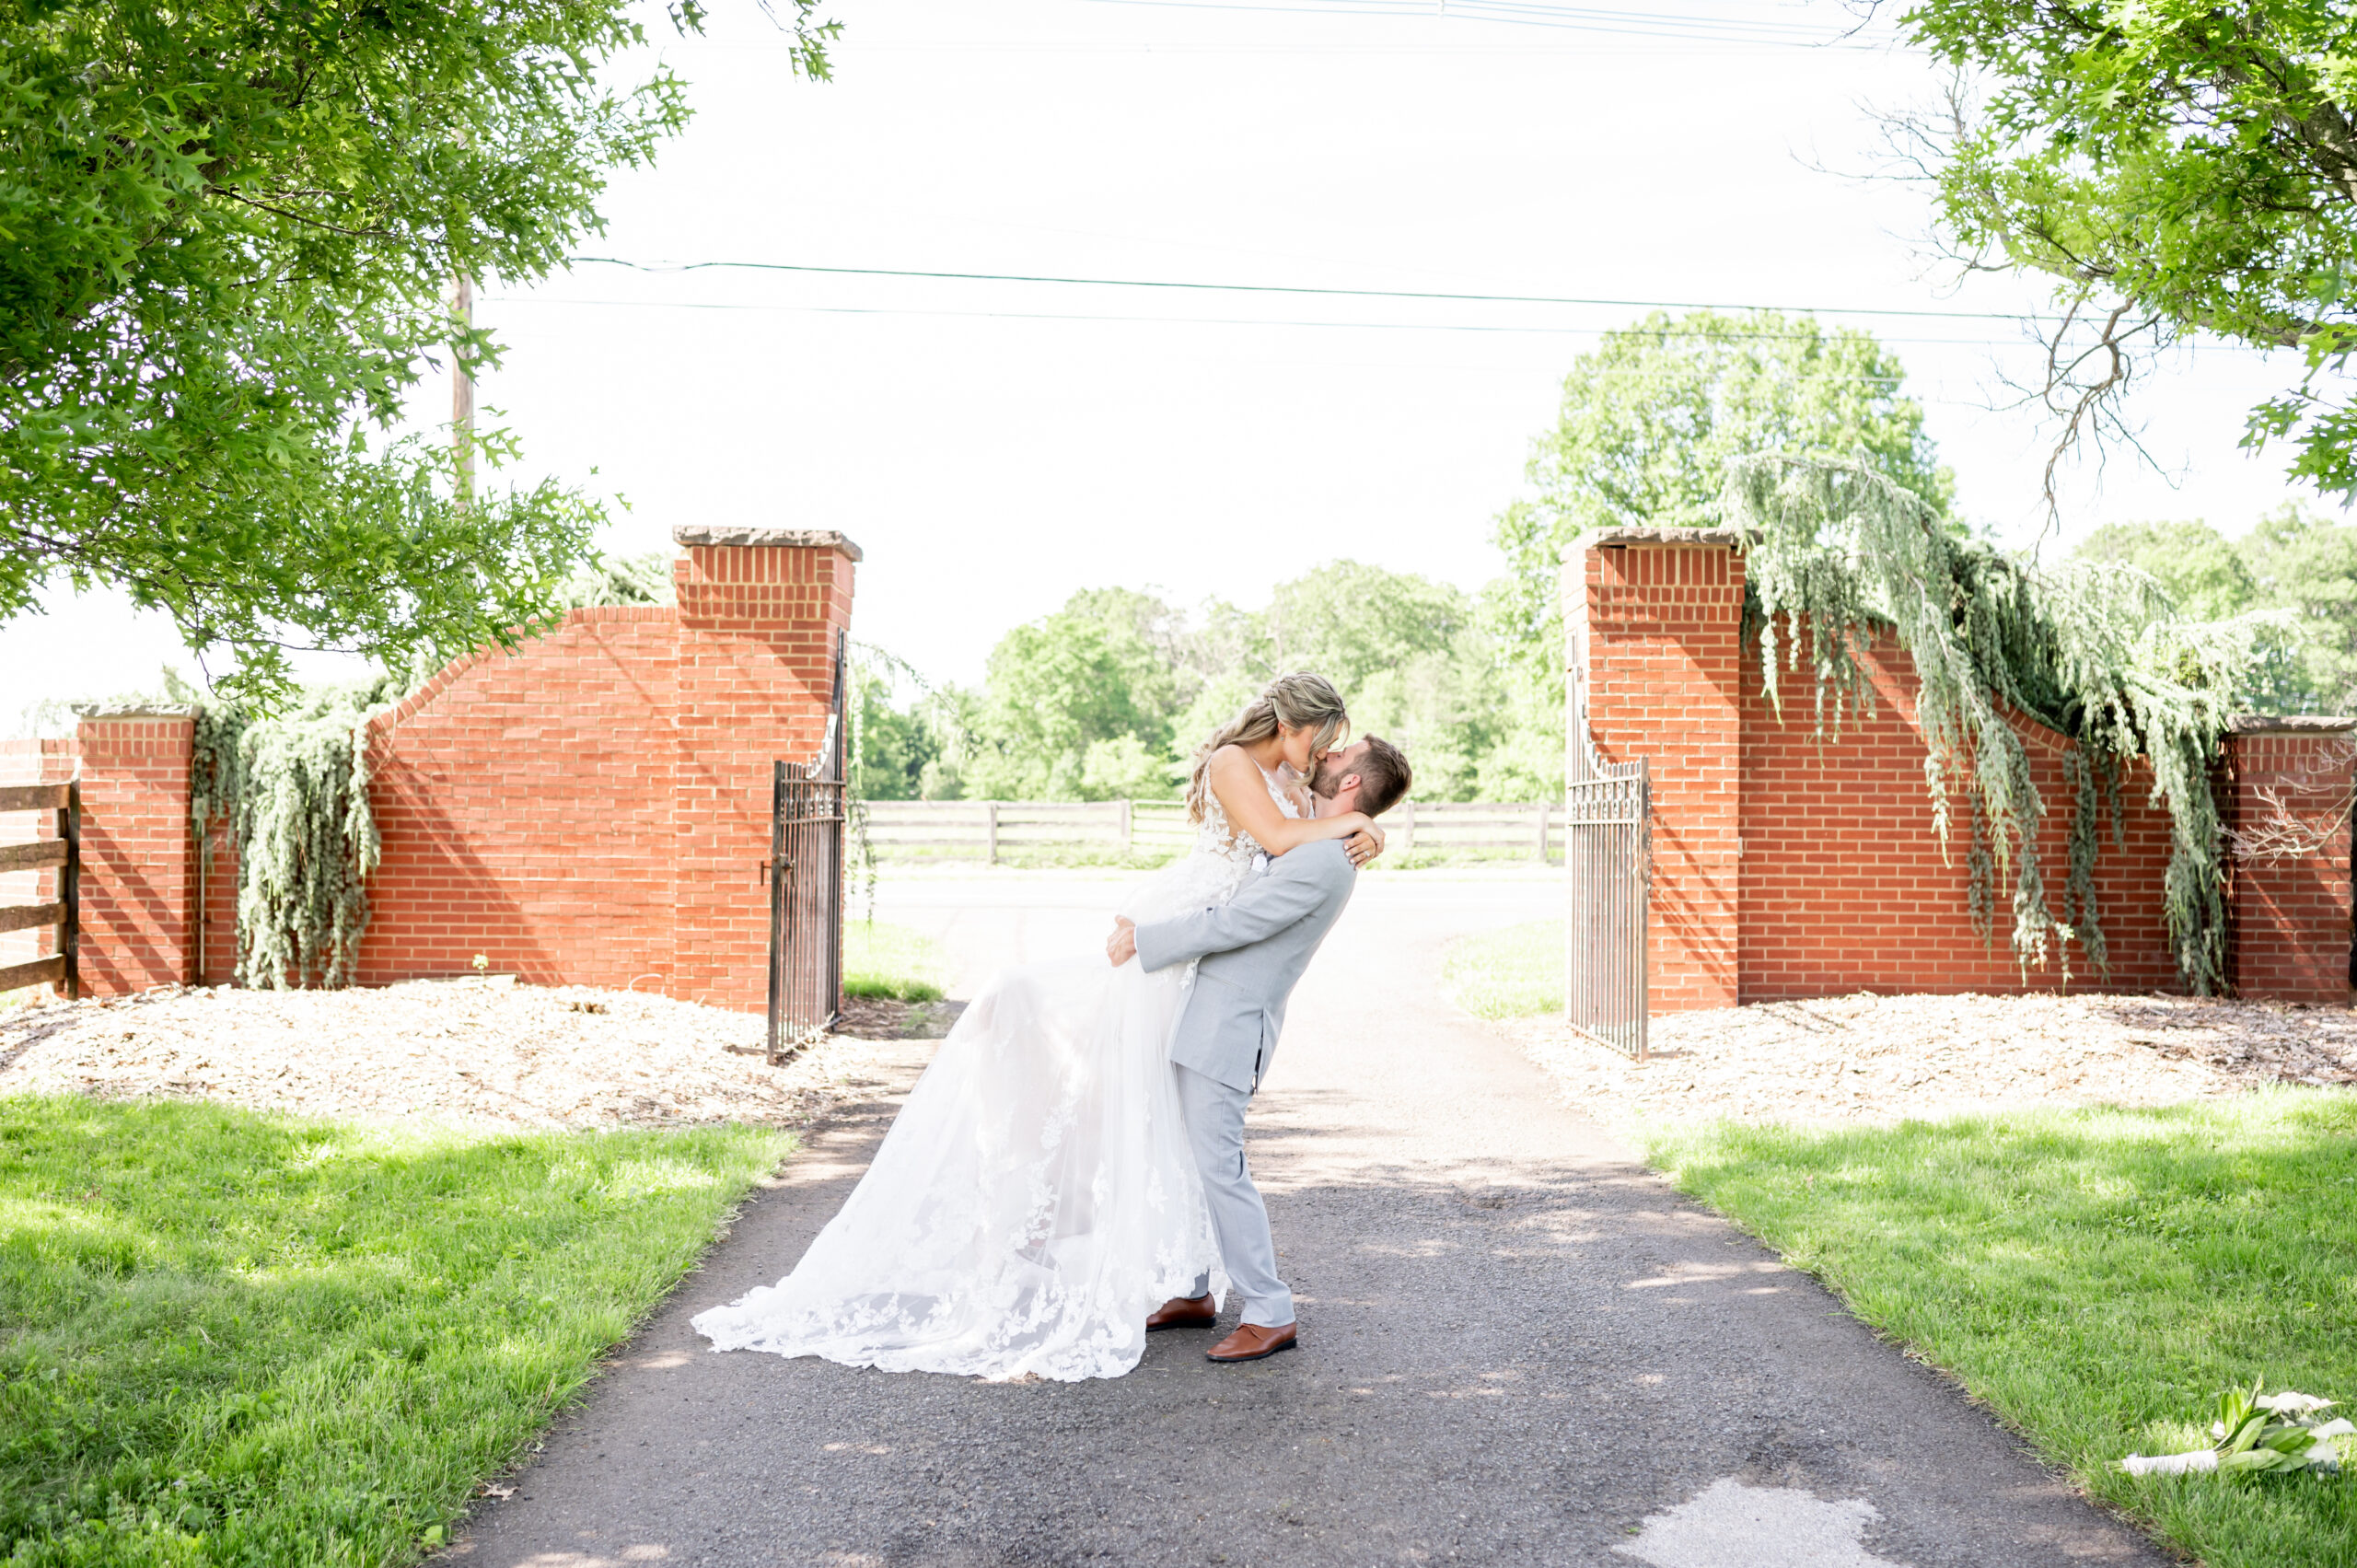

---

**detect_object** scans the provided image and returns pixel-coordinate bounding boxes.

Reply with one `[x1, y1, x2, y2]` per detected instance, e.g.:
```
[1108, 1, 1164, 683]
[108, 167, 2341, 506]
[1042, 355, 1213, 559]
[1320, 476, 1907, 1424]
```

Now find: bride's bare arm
[1207, 747, 1369, 856]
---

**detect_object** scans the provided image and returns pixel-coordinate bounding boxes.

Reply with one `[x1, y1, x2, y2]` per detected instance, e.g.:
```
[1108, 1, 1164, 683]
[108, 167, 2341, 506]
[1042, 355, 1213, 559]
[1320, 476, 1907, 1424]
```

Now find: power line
[490, 292, 2075, 353]
[568, 256, 2054, 323]
[1078, 0, 1903, 46]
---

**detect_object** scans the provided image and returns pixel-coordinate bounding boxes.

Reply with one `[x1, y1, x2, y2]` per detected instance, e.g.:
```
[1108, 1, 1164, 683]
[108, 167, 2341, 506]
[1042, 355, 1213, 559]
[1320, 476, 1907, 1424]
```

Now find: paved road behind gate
[454, 871, 2165, 1568]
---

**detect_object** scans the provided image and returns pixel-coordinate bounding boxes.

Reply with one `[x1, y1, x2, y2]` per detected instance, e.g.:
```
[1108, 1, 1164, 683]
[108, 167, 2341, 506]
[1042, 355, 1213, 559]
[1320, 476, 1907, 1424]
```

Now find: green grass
[0, 1096, 791, 1567]
[1438, 918, 1563, 1018]
[1650, 1093, 2357, 1567]
[842, 918, 951, 1001]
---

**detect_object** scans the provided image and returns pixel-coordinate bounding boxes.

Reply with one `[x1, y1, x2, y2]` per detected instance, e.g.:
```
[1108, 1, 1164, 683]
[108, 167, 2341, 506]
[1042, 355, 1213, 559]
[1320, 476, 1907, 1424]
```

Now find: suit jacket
[1132, 838, 1357, 1093]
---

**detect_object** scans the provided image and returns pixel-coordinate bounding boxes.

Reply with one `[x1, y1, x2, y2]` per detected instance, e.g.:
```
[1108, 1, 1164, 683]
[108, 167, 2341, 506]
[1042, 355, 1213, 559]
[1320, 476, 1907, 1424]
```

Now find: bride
[691, 673, 1385, 1382]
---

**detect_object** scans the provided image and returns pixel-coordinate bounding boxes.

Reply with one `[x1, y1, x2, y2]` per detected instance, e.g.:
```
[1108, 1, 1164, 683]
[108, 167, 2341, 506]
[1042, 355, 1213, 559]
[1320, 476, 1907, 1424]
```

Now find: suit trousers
[1176, 1062, 1295, 1328]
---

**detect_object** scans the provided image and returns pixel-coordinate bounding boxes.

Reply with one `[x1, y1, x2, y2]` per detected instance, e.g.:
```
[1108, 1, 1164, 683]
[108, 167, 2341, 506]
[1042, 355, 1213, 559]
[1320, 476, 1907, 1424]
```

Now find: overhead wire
[567, 255, 2057, 323]
[491, 291, 2038, 349]
[1075, 0, 1903, 46]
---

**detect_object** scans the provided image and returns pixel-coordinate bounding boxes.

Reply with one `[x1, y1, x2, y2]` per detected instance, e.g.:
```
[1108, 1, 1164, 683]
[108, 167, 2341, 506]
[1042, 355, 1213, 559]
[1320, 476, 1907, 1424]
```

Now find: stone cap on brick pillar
[2229, 714, 2357, 733]
[1581, 525, 1743, 547]
[669, 525, 863, 561]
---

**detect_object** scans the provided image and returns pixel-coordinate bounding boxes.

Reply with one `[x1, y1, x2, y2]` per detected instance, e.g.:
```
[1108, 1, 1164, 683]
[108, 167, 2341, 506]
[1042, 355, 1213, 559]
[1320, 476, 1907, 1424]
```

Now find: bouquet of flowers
[2122, 1384, 2353, 1478]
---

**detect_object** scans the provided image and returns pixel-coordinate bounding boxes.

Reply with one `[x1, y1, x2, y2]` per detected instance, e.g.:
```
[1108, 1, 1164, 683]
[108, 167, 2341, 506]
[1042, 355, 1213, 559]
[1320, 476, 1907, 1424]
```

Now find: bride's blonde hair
[1186, 672, 1351, 823]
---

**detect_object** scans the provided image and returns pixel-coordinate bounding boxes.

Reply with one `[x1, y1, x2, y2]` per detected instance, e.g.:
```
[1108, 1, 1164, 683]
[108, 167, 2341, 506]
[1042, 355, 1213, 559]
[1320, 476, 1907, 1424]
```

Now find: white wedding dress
[691, 772, 1301, 1381]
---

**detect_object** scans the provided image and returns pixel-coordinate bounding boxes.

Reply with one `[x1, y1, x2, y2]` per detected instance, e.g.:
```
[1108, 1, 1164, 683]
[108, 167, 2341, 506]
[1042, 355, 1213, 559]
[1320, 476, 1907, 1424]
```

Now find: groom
[1106, 735, 1412, 1363]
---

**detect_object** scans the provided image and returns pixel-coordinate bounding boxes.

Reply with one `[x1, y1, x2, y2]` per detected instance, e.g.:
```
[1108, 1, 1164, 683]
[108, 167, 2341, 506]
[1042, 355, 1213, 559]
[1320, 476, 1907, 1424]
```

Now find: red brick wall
[355, 608, 682, 993]
[2225, 728, 2355, 1004]
[1570, 528, 2353, 1009]
[87, 534, 855, 1010]
[1737, 630, 2182, 1000]
[70, 714, 197, 993]
[1568, 536, 1743, 1011]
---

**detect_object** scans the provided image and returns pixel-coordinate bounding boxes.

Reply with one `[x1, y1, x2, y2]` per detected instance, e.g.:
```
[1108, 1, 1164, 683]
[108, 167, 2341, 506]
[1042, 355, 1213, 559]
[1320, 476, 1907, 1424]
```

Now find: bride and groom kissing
[693, 672, 1412, 1381]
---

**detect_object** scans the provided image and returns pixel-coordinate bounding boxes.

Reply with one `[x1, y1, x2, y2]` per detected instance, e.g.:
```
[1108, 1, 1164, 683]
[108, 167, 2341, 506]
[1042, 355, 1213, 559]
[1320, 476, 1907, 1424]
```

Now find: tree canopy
[1487, 308, 1951, 731]
[1890, 1, 2357, 505]
[2077, 505, 2357, 714]
[0, 0, 831, 703]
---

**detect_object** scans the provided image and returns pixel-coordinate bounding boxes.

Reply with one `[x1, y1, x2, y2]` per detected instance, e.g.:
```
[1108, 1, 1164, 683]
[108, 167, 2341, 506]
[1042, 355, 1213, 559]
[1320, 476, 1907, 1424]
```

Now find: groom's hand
[1107, 916, 1137, 967]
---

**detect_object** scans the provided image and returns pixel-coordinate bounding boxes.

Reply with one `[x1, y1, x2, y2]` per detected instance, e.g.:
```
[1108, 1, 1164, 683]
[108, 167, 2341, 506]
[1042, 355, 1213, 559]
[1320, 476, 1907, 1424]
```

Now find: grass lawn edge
[1, 1099, 806, 1568]
[1636, 1098, 2357, 1568]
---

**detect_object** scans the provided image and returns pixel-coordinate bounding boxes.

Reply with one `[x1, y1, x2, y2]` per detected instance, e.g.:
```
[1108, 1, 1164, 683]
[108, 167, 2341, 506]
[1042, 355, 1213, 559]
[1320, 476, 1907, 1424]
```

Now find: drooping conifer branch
[1724, 454, 2277, 993]
[192, 685, 389, 990]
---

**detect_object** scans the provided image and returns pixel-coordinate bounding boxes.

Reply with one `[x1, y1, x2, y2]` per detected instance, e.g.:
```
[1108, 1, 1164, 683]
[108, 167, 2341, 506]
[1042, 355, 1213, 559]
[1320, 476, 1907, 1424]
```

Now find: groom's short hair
[1353, 736, 1411, 817]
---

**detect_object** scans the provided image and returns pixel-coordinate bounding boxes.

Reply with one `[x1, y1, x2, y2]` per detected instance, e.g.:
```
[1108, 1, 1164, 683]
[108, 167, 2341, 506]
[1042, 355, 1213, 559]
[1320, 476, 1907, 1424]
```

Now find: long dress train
[690, 777, 1295, 1381]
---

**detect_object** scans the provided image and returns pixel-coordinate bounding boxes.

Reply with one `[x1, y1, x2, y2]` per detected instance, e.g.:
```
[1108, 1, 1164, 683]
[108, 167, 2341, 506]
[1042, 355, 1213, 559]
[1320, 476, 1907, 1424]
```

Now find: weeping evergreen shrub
[192, 681, 392, 989]
[1724, 454, 2280, 993]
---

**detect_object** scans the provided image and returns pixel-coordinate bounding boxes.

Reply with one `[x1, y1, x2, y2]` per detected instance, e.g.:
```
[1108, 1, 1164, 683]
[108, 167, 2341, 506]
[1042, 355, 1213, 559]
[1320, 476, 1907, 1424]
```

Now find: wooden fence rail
[862, 798, 1568, 863]
[0, 780, 77, 997]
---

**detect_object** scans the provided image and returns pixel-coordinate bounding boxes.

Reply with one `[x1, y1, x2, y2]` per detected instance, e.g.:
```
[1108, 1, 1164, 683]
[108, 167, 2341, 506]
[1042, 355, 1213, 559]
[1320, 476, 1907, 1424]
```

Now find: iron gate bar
[1562, 623, 1652, 1060]
[764, 630, 851, 1063]
[765, 762, 847, 1061]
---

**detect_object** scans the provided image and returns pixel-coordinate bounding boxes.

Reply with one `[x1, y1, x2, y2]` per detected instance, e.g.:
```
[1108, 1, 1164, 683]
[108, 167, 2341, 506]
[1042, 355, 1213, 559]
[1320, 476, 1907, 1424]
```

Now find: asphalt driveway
[450, 870, 2164, 1568]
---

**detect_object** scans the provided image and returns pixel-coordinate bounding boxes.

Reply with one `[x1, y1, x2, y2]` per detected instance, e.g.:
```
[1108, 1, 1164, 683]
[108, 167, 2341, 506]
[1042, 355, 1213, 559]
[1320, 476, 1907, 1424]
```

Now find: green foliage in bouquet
[2208, 1384, 2346, 1478]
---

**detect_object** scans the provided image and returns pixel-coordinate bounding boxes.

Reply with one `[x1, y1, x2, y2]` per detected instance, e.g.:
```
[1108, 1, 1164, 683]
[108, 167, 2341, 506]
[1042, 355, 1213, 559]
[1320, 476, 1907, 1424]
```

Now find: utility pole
[451, 274, 474, 505]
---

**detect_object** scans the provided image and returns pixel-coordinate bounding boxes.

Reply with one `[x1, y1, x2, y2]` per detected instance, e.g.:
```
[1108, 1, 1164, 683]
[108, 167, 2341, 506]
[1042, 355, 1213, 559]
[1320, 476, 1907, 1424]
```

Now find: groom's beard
[1307, 755, 1351, 801]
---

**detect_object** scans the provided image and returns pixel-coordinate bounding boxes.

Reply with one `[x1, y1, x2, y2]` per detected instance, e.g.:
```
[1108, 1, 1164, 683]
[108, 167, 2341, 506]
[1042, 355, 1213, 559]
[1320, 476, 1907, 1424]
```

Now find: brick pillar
[1565, 528, 1743, 1013]
[670, 526, 858, 1011]
[2226, 719, 2355, 1003]
[71, 705, 198, 994]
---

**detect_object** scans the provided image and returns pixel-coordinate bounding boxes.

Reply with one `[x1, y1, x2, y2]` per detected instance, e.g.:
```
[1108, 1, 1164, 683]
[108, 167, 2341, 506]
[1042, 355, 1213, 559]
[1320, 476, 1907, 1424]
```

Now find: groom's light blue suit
[1132, 839, 1357, 1329]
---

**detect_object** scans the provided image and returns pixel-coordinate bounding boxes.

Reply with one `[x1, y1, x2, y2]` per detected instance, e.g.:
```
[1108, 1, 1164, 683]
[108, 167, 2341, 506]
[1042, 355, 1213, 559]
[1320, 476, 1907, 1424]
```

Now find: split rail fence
[862, 799, 1569, 863]
[0, 782, 77, 997]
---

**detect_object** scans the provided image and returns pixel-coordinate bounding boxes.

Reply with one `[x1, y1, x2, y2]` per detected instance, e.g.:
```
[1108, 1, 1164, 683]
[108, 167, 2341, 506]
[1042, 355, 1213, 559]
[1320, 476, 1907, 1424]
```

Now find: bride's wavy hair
[1185, 672, 1351, 824]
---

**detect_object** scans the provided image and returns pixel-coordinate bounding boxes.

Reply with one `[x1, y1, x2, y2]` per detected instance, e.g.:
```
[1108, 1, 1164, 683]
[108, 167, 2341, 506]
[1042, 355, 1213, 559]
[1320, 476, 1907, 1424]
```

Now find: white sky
[0, 0, 2322, 718]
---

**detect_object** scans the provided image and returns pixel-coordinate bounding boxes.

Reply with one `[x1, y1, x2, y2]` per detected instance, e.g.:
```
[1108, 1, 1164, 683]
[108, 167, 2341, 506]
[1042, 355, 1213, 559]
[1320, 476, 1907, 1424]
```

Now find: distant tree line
[849, 563, 1560, 805]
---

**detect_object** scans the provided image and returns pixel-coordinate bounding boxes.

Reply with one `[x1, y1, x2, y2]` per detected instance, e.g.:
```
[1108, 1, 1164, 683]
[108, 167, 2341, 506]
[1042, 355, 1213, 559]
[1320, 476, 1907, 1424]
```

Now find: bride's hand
[1345, 822, 1385, 867]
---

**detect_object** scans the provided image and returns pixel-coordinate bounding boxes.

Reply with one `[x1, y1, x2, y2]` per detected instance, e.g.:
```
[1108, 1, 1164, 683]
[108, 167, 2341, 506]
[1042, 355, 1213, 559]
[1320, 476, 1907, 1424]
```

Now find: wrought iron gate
[764, 634, 848, 1062]
[1563, 625, 1652, 1058]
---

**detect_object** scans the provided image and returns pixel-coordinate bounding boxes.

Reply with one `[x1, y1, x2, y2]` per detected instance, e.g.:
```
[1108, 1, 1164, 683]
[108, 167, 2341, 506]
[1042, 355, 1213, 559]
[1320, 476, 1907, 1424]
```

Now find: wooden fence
[862, 798, 1568, 863]
[0, 782, 77, 996]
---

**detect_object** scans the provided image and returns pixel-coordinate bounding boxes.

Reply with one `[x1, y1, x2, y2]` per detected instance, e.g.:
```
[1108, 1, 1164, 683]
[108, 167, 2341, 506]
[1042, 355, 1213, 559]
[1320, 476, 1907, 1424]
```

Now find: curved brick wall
[191, 531, 856, 1012]
[1565, 530, 2354, 1008]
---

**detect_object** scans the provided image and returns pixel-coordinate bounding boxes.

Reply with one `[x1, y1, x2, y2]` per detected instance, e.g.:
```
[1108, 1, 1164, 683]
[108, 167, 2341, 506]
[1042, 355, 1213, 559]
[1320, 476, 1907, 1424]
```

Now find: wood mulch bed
[1502, 990, 2357, 1130]
[0, 979, 961, 1131]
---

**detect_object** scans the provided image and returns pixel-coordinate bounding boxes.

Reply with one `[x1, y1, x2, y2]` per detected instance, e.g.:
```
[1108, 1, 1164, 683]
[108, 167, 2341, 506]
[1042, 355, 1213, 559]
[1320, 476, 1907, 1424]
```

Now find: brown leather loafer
[1207, 1321, 1297, 1363]
[1146, 1294, 1218, 1331]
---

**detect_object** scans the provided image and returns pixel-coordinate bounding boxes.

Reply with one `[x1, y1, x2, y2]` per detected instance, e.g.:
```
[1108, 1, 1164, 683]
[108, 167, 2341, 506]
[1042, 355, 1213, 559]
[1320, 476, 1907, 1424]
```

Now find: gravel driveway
[451, 870, 2165, 1568]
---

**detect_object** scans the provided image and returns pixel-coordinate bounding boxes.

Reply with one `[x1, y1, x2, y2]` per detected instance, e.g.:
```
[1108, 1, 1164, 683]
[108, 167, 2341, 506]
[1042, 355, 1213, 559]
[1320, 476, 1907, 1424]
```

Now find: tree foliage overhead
[0, 0, 831, 703]
[1731, 453, 2278, 993]
[1489, 308, 1953, 722]
[1889, 0, 2357, 505]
